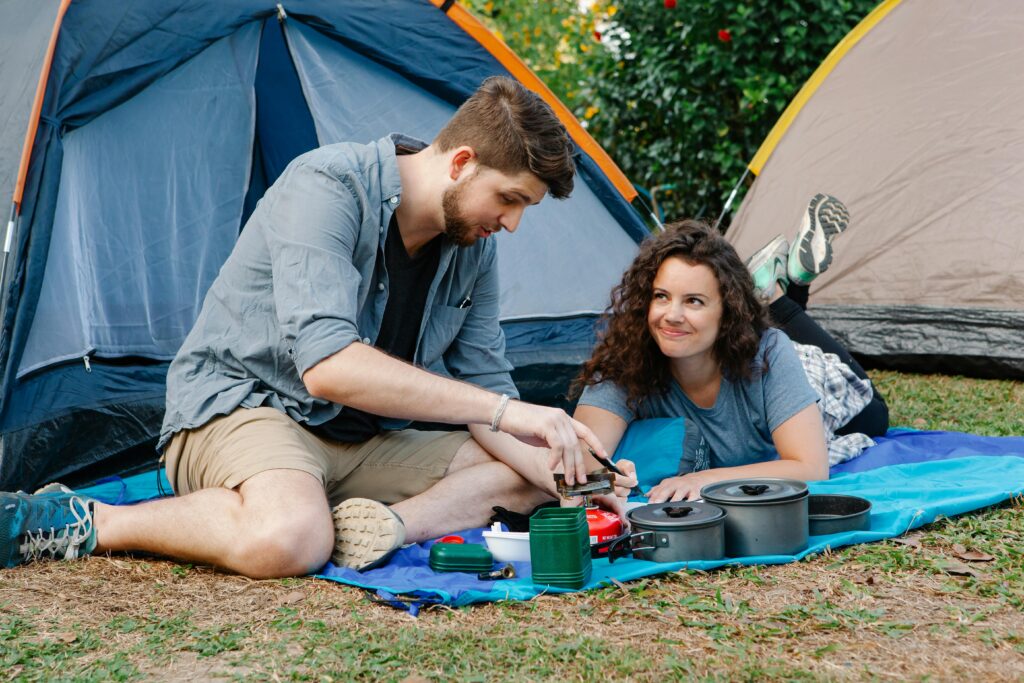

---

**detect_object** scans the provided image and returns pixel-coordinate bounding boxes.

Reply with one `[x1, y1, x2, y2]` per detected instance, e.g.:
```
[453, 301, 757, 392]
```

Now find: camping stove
[553, 469, 623, 550]
[553, 468, 616, 508]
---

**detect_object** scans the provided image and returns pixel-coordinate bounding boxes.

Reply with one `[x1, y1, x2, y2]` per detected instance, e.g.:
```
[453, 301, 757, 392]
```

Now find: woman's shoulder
[579, 376, 678, 422]
[749, 327, 806, 386]
[751, 327, 793, 362]
[759, 326, 793, 349]
[578, 377, 631, 417]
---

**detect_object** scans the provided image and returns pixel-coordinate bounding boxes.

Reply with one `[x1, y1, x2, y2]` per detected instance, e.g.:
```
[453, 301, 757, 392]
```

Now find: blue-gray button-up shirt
[159, 134, 517, 451]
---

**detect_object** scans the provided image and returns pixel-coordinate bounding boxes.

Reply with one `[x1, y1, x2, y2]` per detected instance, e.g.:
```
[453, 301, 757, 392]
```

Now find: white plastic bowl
[482, 524, 531, 563]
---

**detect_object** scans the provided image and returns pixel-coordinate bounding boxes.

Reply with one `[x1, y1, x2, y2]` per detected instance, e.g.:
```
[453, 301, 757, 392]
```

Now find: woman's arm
[647, 403, 829, 502]
[574, 405, 629, 455]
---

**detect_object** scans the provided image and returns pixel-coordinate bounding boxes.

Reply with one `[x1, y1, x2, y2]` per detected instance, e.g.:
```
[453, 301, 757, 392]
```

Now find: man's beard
[441, 175, 478, 247]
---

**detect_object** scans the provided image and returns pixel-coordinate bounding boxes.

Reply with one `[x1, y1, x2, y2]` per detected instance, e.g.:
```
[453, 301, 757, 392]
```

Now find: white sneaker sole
[331, 498, 406, 571]
[789, 194, 850, 284]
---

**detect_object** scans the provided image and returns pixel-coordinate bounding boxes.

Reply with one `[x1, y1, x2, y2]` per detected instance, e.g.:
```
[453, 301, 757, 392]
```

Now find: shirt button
[378, 283, 385, 291]
[379, 226, 384, 234]
[361, 337, 371, 344]
[389, 196, 398, 204]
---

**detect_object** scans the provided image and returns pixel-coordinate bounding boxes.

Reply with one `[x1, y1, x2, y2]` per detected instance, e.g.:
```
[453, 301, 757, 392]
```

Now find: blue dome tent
[0, 0, 651, 489]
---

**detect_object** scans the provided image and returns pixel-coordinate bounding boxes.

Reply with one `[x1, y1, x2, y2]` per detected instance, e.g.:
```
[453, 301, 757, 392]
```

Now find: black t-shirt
[308, 216, 441, 442]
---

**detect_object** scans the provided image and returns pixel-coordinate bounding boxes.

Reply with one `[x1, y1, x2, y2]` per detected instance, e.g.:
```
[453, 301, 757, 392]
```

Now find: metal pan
[808, 494, 872, 535]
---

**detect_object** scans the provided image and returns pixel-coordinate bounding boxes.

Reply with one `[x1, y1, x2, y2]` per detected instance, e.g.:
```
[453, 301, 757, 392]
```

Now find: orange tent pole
[2, 0, 70, 308]
[11, 0, 72, 209]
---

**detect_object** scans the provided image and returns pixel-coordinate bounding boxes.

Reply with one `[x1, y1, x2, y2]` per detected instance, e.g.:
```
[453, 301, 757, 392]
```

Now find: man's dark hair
[434, 76, 575, 199]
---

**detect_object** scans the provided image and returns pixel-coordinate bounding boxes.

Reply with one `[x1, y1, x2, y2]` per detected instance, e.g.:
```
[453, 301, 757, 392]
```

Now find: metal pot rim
[700, 477, 808, 506]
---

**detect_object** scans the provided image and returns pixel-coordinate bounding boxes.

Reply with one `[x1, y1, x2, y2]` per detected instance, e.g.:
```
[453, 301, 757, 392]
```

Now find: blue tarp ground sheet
[82, 429, 1024, 609]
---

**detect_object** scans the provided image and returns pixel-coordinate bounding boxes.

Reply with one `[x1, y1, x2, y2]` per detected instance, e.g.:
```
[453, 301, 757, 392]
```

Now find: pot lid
[700, 478, 808, 505]
[627, 501, 725, 529]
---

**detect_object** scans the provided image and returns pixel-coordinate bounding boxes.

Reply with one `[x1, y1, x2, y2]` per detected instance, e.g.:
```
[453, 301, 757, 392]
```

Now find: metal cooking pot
[598, 502, 726, 563]
[700, 478, 809, 557]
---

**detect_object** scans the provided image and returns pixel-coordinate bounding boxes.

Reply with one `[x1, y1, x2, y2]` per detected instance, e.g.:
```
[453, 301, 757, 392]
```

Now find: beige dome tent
[726, 0, 1024, 378]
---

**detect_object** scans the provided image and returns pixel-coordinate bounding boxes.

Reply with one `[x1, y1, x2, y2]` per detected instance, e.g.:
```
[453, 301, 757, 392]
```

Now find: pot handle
[591, 531, 630, 561]
[593, 531, 656, 564]
[739, 484, 770, 496]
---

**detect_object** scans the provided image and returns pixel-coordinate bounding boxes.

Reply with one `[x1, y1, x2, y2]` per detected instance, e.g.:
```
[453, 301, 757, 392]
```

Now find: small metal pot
[700, 478, 809, 557]
[599, 502, 726, 563]
[808, 494, 872, 535]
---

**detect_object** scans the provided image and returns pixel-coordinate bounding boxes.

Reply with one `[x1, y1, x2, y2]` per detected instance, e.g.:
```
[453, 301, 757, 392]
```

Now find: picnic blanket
[82, 429, 1024, 609]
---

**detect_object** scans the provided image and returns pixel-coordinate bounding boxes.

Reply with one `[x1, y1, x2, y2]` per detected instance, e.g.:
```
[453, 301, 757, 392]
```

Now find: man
[1, 77, 633, 577]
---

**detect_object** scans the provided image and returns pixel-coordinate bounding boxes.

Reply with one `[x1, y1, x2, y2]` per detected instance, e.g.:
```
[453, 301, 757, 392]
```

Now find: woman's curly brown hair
[573, 219, 770, 411]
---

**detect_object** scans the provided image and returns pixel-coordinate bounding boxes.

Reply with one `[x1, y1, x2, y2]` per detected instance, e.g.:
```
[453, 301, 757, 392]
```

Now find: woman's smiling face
[646, 255, 723, 364]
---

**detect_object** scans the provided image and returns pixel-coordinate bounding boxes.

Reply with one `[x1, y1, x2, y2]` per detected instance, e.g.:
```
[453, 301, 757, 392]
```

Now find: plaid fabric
[793, 342, 876, 466]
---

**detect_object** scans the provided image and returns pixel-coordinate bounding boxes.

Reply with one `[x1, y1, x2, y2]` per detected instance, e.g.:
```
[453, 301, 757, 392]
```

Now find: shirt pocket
[418, 303, 470, 370]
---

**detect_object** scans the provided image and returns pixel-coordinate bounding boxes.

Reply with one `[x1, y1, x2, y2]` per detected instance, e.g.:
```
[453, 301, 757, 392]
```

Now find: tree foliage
[460, 0, 602, 107]
[462, 0, 879, 223]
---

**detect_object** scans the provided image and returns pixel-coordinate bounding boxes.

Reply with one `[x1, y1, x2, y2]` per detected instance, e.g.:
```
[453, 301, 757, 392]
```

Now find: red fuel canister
[586, 507, 623, 549]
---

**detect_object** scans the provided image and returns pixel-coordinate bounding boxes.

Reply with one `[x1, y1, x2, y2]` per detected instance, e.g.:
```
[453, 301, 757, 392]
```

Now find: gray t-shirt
[578, 328, 818, 469]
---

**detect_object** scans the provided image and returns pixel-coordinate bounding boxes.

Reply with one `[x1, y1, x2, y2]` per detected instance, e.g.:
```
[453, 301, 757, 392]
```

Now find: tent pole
[713, 167, 750, 234]
[0, 202, 18, 325]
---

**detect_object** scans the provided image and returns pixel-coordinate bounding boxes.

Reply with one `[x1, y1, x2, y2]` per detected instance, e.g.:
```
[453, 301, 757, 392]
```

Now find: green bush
[460, 0, 599, 106]
[579, 0, 878, 222]
[462, 0, 880, 223]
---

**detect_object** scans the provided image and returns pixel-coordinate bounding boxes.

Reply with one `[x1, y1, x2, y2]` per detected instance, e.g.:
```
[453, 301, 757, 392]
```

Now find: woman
[574, 212, 884, 503]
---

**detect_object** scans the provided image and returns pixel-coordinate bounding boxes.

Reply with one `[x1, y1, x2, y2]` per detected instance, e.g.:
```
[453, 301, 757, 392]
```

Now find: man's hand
[496, 400, 608, 486]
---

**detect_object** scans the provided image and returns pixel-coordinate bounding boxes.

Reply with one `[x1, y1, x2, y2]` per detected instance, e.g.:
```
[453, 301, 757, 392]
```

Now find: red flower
[718, 29, 732, 43]
[664, 0, 676, 8]
[593, 30, 601, 42]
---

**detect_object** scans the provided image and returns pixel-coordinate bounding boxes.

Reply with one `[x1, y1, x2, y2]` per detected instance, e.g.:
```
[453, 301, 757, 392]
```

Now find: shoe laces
[18, 496, 95, 562]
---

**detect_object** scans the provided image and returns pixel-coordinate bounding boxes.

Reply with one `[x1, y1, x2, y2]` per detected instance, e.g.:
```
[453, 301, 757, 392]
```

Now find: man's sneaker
[788, 193, 850, 285]
[331, 498, 406, 571]
[34, 482, 74, 495]
[745, 234, 789, 302]
[1, 490, 97, 568]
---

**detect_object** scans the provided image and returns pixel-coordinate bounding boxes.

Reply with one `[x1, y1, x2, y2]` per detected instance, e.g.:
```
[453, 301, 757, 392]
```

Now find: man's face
[442, 165, 548, 247]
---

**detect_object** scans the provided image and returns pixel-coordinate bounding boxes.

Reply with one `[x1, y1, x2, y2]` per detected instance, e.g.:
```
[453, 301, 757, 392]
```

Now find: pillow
[612, 417, 685, 494]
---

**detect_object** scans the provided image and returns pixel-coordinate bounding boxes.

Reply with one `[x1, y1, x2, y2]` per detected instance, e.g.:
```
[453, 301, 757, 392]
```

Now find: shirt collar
[379, 132, 428, 206]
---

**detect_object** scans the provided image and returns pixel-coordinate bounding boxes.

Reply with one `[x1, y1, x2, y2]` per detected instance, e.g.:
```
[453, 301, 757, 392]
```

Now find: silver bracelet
[489, 393, 510, 432]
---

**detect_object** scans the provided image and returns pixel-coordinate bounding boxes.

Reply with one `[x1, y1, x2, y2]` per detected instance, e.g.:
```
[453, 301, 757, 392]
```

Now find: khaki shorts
[163, 407, 471, 507]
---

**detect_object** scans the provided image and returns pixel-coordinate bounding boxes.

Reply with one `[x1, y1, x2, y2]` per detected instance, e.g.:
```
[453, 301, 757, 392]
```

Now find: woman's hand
[559, 490, 630, 524]
[647, 471, 722, 503]
[610, 458, 639, 498]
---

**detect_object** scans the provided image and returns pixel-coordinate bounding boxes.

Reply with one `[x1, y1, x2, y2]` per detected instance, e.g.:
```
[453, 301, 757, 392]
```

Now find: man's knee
[229, 471, 335, 578]
[230, 504, 334, 578]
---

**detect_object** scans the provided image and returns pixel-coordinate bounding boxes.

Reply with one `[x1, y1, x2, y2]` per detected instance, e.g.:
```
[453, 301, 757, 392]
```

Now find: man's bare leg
[392, 438, 554, 543]
[91, 469, 334, 578]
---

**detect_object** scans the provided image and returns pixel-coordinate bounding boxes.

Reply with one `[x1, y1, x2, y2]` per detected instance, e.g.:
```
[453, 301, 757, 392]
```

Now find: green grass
[0, 370, 1021, 681]
[871, 370, 1024, 435]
